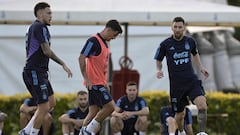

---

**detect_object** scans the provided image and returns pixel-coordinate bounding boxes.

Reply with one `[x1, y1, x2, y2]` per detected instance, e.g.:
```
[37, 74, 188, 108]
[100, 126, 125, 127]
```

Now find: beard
[174, 33, 183, 40]
[79, 103, 88, 108]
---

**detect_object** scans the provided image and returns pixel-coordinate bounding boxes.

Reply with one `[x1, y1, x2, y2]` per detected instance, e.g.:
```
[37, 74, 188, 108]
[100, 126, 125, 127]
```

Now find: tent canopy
[1, 0, 240, 26]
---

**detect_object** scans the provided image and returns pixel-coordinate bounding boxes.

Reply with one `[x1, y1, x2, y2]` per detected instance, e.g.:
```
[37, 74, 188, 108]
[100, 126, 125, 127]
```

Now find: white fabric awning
[1, 0, 240, 26]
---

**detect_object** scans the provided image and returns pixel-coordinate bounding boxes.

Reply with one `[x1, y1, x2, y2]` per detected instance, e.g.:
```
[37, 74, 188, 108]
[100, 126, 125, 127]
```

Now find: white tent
[1, 0, 240, 95]
[1, 0, 240, 26]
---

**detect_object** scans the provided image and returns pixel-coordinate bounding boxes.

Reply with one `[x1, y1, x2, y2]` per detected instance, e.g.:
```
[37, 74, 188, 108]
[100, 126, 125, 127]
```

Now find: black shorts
[22, 70, 54, 104]
[170, 80, 205, 112]
[122, 118, 138, 135]
[88, 85, 112, 107]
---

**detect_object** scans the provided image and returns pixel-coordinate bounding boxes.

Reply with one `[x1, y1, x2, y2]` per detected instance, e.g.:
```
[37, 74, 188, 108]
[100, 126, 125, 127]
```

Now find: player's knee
[135, 116, 148, 131]
[44, 113, 53, 123]
[176, 112, 185, 120]
[194, 96, 207, 110]
[110, 117, 123, 132]
[167, 117, 176, 126]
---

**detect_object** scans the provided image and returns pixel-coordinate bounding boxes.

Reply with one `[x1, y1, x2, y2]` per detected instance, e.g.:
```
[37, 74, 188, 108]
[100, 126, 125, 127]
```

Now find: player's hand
[156, 70, 164, 79]
[85, 79, 93, 90]
[62, 64, 73, 78]
[121, 111, 132, 120]
[200, 66, 209, 79]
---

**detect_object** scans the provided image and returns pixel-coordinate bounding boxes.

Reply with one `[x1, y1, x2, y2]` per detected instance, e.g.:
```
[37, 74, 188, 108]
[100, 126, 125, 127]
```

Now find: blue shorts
[22, 70, 54, 104]
[170, 79, 205, 112]
[88, 85, 112, 107]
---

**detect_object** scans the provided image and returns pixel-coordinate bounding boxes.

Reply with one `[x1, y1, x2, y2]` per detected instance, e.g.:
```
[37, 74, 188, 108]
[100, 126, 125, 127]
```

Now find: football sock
[24, 115, 35, 133]
[114, 132, 121, 135]
[139, 131, 145, 135]
[30, 128, 40, 135]
[86, 119, 100, 133]
[198, 109, 207, 132]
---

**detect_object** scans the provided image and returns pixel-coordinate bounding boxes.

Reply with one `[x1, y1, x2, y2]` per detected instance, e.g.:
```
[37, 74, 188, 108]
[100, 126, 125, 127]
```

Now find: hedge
[0, 91, 240, 135]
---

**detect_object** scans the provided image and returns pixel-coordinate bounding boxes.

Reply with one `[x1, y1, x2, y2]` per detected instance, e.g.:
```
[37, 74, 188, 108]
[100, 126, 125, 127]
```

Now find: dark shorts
[170, 80, 205, 112]
[88, 85, 112, 107]
[122, 118, 138, 135]
[22, 70, 54, 104]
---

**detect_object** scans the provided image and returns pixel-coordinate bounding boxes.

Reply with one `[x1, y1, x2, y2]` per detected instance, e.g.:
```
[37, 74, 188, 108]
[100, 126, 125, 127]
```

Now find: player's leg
[110, 115, 123, 135]
[194, 96, 207, 134]
[190, 80, 208, 135]
[19, 110, 31, 129]
[166, 117, 177, 135]
[42, 113, 53, 135]
[20, 70, 37, 135]
[135, 116, 148, 135]
[0, 113, 6, 135]
[61, 122, 70, 135]
[83, 86, 114, 134]
[171, 95, 188, 135]
[80, 105, 99, 135]
[48, 94, 56, 112]
[0, 122, 3, 135]
[175, 111, 185, 134]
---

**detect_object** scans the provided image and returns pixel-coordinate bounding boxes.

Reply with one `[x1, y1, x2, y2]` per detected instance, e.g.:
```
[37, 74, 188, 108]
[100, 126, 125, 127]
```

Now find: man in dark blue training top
[110, 81, 149, 135]
[20, 2, 72, 135]
[154, 16, 209, 135]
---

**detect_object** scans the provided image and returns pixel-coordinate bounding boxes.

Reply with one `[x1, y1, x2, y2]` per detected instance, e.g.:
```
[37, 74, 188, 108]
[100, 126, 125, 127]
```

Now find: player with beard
[59, 91, 91, 135]
[110, 81, 149, 135]
[20, 2, 72, 135]
[154, 17, 209, 135]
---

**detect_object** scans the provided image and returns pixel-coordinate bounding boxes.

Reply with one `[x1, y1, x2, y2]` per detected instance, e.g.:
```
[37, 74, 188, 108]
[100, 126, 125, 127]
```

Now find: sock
[63, 134, 68, 135]
[30, 128, 40, 135]
[86, 119, 100, 133]
[114, 132, 121, 135]
[198, 109, 207, 132]
[24, 115, 35, 133]
[169, 133, 175, 135]
[70, 132, 74, 135]
[0, 130, 2, 135]
[139, 131, 145, 135]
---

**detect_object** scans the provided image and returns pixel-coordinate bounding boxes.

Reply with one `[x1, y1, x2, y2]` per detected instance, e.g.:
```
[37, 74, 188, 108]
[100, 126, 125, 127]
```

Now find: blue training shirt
[24, 20, 51, 72]
[154, 35, 199, 86]
[67, 107, 89, 120]
[116, 96, 147, 120]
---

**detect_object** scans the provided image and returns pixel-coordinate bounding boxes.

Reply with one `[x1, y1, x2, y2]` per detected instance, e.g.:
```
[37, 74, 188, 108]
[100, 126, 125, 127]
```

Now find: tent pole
[122, 22, 128, 58]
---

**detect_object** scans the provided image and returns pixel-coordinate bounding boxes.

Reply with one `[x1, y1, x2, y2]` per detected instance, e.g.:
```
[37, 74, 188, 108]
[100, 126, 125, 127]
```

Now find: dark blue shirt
[24, 20, 51, 72]
[154, 35, 199, 86]
[66, 107, 89, 120]
[160, 106, 192, 135]
[116, 96, 147, 120]
[66, 107, 89, 133]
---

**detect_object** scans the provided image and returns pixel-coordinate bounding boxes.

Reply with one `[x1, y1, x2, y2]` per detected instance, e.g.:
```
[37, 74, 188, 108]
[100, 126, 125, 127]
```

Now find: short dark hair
[106, 19, 123, 33]
[77, 90, 88, 96]
[172, 16, 185, 24]
[34, 2, 50, 17]
[127, 81, 137, 87]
